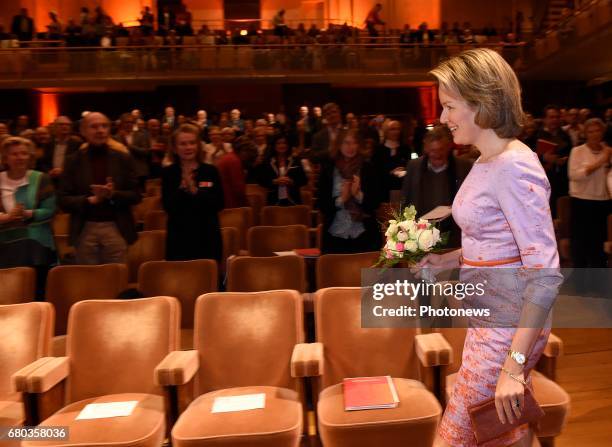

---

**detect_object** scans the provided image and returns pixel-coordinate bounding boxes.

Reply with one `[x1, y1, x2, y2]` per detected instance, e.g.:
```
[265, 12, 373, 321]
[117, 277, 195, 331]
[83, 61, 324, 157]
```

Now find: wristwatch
[508, 349, 526, 366]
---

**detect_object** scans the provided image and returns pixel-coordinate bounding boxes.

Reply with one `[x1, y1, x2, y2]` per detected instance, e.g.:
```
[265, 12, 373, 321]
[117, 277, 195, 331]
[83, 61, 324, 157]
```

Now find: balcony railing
[0, 43, 526, 84]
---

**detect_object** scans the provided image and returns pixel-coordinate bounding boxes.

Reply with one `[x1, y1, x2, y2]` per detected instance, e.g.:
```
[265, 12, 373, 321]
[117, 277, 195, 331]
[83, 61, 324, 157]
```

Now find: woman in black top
[316, 129, 383, 254]
[162, 124, 224, 262]
[371, 120, 412, 200]
[256, 133, 307, 205]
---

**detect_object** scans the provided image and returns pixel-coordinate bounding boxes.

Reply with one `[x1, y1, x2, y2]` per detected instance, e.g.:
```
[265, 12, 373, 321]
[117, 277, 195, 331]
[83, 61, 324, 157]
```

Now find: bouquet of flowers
[376, 205, 448, 268]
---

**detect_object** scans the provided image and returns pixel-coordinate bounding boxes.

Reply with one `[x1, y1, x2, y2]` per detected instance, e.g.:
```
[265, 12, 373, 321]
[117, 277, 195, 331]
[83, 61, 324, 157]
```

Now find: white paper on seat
[211, 393, 266, 413]
[421, 205, 452, 222]
[273, 251, 297, 256]
[76, 401, 139, 420]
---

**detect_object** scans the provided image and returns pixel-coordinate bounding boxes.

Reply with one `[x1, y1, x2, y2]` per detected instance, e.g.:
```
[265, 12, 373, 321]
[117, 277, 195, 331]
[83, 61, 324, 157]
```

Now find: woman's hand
[340, 180, 352, 203]
[495, 368, 525, 425]
[350, 175, 361, 196]
[409, 250, 462, 281]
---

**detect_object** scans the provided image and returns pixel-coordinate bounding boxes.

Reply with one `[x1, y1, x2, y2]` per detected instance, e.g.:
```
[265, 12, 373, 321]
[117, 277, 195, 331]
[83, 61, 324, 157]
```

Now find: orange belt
[460, 255, 521, 267]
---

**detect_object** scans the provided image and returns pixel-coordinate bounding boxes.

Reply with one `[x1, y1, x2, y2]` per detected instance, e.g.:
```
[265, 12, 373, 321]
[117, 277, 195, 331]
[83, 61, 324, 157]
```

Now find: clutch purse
[468, 386, 545, 445]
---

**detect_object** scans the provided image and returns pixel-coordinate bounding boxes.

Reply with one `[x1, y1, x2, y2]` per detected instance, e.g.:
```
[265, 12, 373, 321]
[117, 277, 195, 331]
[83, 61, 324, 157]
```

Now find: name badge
[199, 181, 214, 188]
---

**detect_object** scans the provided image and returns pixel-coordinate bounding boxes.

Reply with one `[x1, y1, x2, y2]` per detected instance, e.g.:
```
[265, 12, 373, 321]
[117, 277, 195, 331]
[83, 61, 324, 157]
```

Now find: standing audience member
[311, 102, 345, 162]
[145, 119, 167, 178]
[256, 133, 307, 205]
[0, 137, 56, 296]
[365, 4, 385, 38]
[316, 129, 382, 254]
[563, 108, 585, 147]
[11, 8, 35, 41]
[40, 116, 82, 182]
[400, 125, 472, 248]
[162, 123, 224, 262]
[372, 120, 412, 200]
[58, 112, 141, 265]
[536, 105, 573, 214]
[217, 136, 254, 208]
[113, 113, 149, 187]
[203, 126, 230, 164]
[568, 118, 611, 268]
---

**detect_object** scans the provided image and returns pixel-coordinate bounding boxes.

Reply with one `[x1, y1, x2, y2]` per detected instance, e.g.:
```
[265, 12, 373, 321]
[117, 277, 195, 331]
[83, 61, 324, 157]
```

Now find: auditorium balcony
[0, 0, 608, 88]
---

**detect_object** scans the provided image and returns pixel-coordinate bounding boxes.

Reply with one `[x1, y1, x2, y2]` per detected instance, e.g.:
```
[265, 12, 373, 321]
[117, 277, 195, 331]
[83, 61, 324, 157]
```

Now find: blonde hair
[429, 48, 524, 138]
[1, 136, 35, 168]
[169, 123, 204, 164]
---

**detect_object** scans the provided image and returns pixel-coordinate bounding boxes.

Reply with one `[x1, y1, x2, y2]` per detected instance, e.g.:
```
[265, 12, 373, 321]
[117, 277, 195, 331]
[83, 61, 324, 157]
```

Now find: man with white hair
[59, 112, 141, 265]
[230, 108, 244, 132]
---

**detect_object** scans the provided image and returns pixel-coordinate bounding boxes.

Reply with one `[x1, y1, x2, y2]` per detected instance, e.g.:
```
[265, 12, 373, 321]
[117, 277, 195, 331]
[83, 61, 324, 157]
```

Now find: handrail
[0, 42, 527, 52]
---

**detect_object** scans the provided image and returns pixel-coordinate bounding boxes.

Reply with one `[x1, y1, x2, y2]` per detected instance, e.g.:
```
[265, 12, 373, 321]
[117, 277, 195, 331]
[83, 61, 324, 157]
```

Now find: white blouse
[0, 170, 29, 214]
[568, 144, 611, 201]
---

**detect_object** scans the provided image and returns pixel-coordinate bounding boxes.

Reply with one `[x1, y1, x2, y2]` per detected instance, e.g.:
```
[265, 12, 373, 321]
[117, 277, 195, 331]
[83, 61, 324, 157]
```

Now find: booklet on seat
[76, 401, 139, 420]
[211, 393, 266, 413]
[343, 376, 399, 411]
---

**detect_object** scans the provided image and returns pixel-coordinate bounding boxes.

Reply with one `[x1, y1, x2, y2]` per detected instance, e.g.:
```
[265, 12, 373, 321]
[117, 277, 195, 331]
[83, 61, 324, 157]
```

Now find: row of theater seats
[0, 252, 380, 351]
[52, 205, 322, 265]
[1, 288, 569, 447]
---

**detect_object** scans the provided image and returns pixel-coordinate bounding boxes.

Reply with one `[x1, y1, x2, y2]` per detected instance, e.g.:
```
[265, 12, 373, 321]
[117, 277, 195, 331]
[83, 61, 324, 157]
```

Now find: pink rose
[395, 242, 405, 252]
[385, 249, 394, 259]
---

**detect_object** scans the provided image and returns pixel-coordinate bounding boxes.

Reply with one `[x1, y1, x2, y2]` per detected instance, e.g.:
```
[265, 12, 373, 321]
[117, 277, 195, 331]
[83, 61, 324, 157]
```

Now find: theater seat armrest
[155, 350, 199, 386]
[25, 357, 69, 393]
[415, 333, 453, 367]
[291, 343, 324, 377]
[543, 332, 563, 357]
[12, 357, 55, 393]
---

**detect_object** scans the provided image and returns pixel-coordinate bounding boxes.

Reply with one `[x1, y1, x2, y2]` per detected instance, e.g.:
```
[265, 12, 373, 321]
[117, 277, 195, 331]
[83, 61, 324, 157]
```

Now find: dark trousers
[570, 197, 610, 268]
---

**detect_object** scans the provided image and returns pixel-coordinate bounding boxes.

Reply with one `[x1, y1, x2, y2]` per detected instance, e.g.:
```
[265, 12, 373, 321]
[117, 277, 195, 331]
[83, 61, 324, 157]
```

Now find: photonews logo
[372, 279, 486, 301]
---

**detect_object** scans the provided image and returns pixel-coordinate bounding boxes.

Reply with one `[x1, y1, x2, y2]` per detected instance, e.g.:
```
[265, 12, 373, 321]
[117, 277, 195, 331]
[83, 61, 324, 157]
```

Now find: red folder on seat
[343, 376, 399, 411]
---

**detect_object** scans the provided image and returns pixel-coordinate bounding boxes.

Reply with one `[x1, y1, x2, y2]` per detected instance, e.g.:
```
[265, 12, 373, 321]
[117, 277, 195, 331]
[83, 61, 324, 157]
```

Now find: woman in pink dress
[418, 48, 563, 446]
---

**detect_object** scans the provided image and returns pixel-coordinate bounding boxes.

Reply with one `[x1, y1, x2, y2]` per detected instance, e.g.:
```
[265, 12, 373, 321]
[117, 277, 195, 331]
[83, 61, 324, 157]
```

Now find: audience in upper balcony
[58, 112, 141, 265]
[11, 8, 34, 41]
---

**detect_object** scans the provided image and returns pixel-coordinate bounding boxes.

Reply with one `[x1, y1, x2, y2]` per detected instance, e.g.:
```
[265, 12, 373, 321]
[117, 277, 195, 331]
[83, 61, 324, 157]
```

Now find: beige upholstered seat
[226, 255, 306, 293]
[1, 302, 54, 440]
[312, 288, 446, 447]
[157, 290, 305, 447]
[219, 207, 253, 250]
[126, 230, 166, 284]
[315, 252, 380, 289]
[138, 260, 218, 350]
[19, 297, 180, 447]
[0, 267, 36, 304]
[261, 205, 311, 227]
[247, 225, 309, 257]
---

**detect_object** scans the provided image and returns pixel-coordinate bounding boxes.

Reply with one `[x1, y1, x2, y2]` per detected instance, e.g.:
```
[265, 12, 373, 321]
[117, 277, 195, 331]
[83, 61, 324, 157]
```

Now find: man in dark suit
[59, 112, 141, 265]
[11, 8, 35, 41]
[400, 125, 473, 248]
[310, 102, 346, 163]
[112, 113, 150, 187]
[37, 116, 82, 181]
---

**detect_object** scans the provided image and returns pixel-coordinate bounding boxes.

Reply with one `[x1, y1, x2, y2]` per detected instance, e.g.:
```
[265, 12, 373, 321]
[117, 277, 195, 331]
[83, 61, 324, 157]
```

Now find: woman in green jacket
[0, 137, 56, 295]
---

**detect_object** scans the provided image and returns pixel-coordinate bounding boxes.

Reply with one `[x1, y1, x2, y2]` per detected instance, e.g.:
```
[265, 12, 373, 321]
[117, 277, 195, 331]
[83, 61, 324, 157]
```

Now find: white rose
[417, 229, 435, 251]
[432, 227, 441, 244]
[385, 223, 398, 237]
[388, 219, 397, 225]
[385, 239, 397, 251]
[396, 231, 408, 242]
[405, 240, 418, 253]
